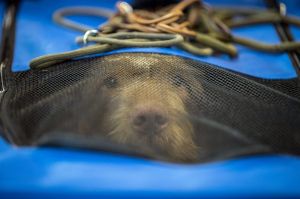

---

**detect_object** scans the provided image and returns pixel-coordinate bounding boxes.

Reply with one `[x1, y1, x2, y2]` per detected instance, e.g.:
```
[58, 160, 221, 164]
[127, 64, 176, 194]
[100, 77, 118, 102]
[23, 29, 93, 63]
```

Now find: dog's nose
[132, 110, 168, 134]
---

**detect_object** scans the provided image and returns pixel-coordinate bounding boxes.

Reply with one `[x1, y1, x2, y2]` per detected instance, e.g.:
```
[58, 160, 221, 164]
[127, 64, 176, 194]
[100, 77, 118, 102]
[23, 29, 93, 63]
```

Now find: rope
[29, 0, 300, 69]
[30, 33, 183, 69]
[53, 6, 114, 32]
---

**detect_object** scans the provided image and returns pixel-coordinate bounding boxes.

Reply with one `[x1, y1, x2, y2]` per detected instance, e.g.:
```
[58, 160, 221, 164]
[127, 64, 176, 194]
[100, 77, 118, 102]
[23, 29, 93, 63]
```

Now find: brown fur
[98, 61, 203, 162]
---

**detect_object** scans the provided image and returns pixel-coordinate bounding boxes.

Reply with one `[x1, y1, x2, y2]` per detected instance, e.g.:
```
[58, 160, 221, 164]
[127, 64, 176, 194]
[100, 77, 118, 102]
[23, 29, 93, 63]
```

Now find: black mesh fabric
[1, 53, 300, 163]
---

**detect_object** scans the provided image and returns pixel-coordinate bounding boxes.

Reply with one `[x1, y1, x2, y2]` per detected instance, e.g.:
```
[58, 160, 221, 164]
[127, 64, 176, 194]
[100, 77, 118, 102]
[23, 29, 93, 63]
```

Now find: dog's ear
[132, 0, 180, 10]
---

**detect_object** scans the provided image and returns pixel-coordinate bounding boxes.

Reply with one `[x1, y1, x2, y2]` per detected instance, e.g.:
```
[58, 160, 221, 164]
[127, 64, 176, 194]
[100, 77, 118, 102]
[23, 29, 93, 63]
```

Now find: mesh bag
[1, 53, 300, 163]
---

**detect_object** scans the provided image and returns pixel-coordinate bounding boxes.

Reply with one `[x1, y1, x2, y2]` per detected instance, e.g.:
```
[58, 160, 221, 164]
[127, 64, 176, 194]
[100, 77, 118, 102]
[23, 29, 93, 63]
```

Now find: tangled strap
[30, 0, 300, 69]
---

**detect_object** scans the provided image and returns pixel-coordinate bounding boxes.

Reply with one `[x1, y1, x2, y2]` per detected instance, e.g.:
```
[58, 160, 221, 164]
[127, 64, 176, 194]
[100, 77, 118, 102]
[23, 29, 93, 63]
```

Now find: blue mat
[1, 0, 300, 198]
[1, 138, 300, 198]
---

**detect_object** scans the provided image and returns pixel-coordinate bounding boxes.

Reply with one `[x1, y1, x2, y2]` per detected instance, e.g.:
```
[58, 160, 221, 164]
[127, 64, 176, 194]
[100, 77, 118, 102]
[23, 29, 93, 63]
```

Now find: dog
[84, 56, 203, 162]
[33, 55, 203, 162]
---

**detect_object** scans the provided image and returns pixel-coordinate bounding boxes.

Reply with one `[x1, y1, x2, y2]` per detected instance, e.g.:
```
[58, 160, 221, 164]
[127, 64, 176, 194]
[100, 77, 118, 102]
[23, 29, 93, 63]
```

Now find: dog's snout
[132, 109, 168, 134]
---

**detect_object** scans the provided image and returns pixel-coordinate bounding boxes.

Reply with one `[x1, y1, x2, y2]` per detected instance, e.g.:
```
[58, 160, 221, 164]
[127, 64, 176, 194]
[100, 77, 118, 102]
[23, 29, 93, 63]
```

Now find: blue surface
[1, 0, 300, 198]
[1, 138, 300, 198]
[12, 0, 299, 79]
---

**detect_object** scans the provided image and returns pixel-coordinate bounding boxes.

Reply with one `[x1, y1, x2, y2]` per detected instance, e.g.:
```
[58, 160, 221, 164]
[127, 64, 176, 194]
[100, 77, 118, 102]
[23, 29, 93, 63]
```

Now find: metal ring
[83, 29, 99, 45]
[279, 3, 286, 17]
[118, 1, 133, 14]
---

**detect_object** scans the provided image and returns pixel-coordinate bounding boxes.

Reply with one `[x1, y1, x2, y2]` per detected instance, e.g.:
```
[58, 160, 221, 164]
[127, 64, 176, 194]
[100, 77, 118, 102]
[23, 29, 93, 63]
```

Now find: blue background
[1, 0, 300, 198]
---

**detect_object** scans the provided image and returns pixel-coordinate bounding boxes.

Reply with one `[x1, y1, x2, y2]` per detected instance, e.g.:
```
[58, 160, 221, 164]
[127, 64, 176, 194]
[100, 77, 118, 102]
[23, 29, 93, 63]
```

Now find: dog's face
[98, 60, 203, 162]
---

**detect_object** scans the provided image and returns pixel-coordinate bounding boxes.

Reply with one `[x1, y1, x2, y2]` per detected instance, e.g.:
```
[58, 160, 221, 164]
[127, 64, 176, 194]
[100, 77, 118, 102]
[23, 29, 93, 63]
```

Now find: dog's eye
[172, 75, 185, 87]
[104, 76, 118, 88]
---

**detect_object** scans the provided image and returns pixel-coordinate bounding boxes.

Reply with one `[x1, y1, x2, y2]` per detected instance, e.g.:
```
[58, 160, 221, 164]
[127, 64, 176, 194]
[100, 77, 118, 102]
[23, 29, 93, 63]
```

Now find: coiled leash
[30, 0, 300, 69]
